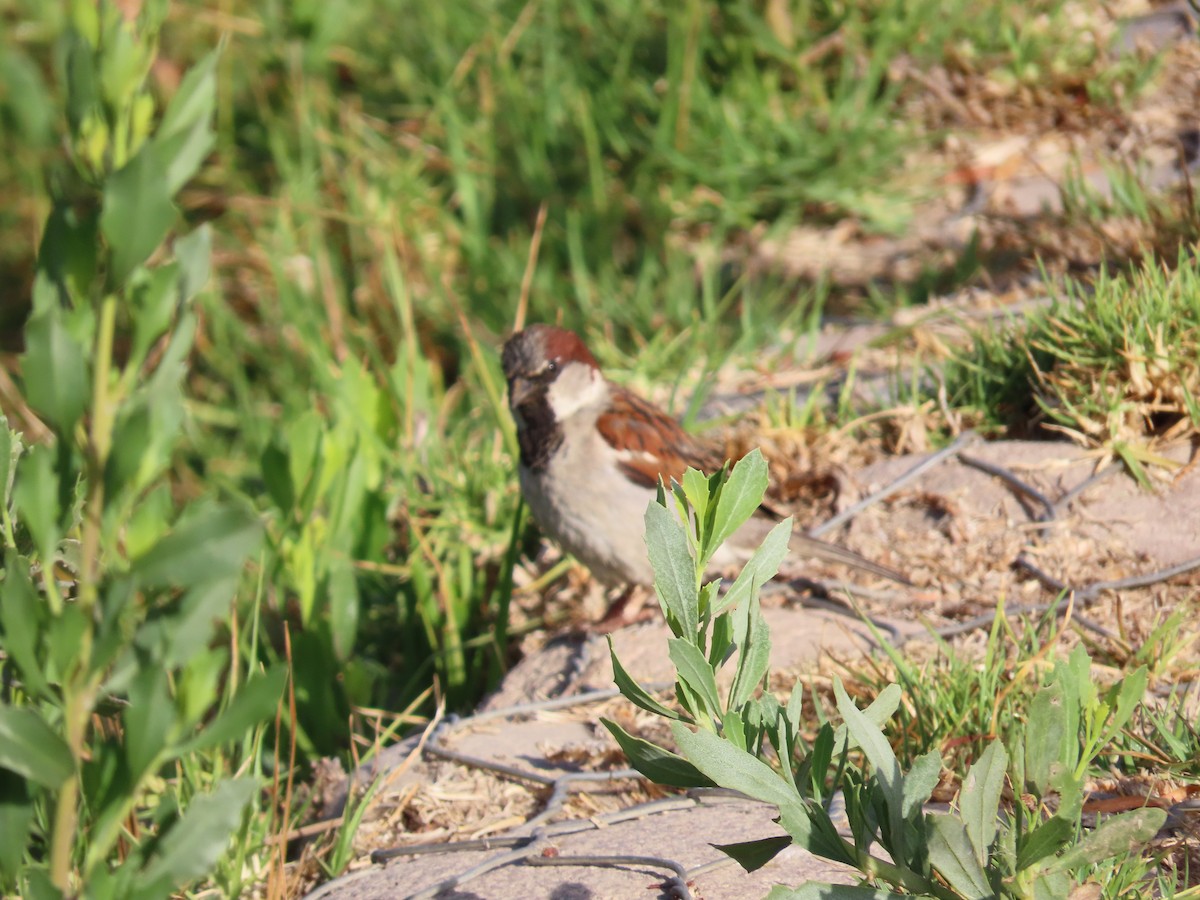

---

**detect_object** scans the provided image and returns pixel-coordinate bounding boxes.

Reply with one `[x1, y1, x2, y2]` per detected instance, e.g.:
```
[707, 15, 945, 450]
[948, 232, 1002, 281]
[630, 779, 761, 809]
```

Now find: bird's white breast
[519, 397, 658, 585]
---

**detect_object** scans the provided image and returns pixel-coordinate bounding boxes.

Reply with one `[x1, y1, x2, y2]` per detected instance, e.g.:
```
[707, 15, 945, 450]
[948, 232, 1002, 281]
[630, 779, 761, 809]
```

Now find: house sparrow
[501, 324, 906, 588]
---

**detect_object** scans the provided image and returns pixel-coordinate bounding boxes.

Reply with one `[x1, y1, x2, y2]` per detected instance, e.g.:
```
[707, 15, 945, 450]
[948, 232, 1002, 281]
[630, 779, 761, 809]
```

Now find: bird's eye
[546, 360, 558, 375]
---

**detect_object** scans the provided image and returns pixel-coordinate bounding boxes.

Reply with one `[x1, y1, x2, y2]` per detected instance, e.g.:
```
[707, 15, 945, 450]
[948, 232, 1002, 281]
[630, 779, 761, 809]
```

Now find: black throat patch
[513, 387, 563, 472]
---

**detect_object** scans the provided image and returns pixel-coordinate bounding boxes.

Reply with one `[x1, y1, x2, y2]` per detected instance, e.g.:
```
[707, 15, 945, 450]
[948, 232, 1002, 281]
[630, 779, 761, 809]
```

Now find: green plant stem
[48, 686, 89, 892]
[50, 293, 119, 890]
[0, 501, 15, 550]
[79, 293, 118, 614]
[850, 842, 958, 900]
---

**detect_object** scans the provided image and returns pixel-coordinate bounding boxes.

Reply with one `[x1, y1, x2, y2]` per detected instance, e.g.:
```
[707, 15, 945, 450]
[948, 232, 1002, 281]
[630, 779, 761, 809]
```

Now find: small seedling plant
[603, 450, 1165, 898]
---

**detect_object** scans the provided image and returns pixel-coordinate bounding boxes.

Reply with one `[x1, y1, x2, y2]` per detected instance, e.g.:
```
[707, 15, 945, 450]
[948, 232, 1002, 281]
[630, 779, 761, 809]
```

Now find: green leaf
[833, 683, 902, 753]
[174, 225, 212, 304]
[722, 707, 747, 750]
[712, 835, 791, 872]
[123, 484, 173, 561]
[287, 410, 325, 513]
[124, 666, 174, 780]
[705, 449, 769, 566]
[961, 739, 1007, 865]
[697, 578, 719, 620]
[47, 605, 88, 683]
[261, 440, 295, 512]
[777, 792, 855, 865]
[1043, 807, 1167, 874]
[177, 666, 287, 755]
[158, 49, 218, 139]
[36, 202, 99, 305]
[785, 680, 805, 750]
[902, 748, 942, 821]
[757, 694, 786, 766]
[607, 637, 680, 719]
[21, 867, 62, 900]
[106, 400, 153, 494]
[834, 679, 905, 861]
[1031, 871, 1071, 900]
[22, 310, 89, 436]
[601, 718, 712, 788]
[106, 383, 186, 500]
[131, 502, 262, 589]
[0, 417, 14, 506]
[728, 588, 770, 710]
[668, 638, 720, 718]
[675, 678, 706, 727]
[0, 768, 34, 880]
[0, 553, 50, 698]
[148, 309, 197, 387]
[926, 814, 993, 899]
[0, 706, 73, 788]
[1016, 812, 1075, 870]
[64, 31, 99, 130]
[101, 142, 176, 285]
[126, 263, 179, 369]
[743, 697, 765, 734]
[154, 109, 215, 195]
[1106, 666, 1148, 740]
[0, 48, 54, 144]
[805, 722, 835, 797]
[1024, 680, 1066, 794]
[714, 517, 791, 616]
[644, 499, 697, 638]
[671, 721, 794, 808]
[328, 560, 360, 660]
[1062, 643, 1095, 708]
[94, 578, 138, 675]
[97, 16, 149, 113]
[681, 467, 711, 529]
[175, 647, 228, 728]
[708, 609, 734, 669]
[133, 778, 259, 895]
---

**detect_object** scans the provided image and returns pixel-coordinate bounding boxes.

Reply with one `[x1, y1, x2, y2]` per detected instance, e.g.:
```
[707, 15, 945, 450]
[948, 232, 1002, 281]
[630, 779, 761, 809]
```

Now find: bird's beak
[508, 376, 536, 409]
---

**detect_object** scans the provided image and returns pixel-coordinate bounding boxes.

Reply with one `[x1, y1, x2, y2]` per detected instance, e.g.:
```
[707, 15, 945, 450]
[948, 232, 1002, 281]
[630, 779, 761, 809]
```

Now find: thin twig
[1051, 462, 1122, 517]
[1078, 554, 1200, 600]
[522, 769, 645, 830]
[931, 601, 1121, 642]
[406, 834, 555, 900]
[1016, 552, 1200, 604]
[771, 579, 905, 645]
[958, 452, 1057, 522]
[362, 792, 750, 899]
[468, 686, 626, 723]
[424, 738, 557, 787]
[808, 430, 978, 537]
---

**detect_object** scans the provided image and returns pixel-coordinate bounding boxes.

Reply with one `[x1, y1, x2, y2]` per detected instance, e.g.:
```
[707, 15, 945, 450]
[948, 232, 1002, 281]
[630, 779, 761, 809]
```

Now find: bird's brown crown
[502, 325, 597, 381]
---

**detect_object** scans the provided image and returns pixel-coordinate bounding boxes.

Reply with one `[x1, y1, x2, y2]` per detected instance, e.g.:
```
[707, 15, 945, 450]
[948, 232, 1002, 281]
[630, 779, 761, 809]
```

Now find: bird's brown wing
[597, 386, 909, 584]
[595, 386, 725, 489]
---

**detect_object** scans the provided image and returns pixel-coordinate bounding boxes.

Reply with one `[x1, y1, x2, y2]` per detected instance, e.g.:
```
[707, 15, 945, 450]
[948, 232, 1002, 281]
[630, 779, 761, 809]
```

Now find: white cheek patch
[546, 364, 607, 420]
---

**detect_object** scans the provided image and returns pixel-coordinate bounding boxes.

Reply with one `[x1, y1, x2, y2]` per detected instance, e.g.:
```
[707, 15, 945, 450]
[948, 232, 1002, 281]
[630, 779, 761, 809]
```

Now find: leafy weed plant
[0, 5, 281, 896]
[606, 452, 1168, 898]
